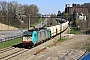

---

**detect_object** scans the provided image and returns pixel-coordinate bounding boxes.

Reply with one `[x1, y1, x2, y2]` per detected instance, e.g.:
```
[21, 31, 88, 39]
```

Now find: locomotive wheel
[30, 42, 34, 48]
[35, 43, 39, 46]
[22, 43, 25, 47]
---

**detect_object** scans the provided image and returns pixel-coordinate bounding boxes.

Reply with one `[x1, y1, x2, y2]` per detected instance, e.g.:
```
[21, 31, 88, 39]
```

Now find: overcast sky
[1, 0, 90, 14]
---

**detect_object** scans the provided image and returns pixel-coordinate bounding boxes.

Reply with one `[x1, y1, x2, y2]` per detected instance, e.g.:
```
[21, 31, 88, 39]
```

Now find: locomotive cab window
[23, 31, 32, 37]
[23, 34, 32, 37]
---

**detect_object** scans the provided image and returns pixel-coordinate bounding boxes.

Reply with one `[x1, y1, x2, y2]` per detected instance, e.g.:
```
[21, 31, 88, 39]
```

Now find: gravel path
[25, 35, 90, 60]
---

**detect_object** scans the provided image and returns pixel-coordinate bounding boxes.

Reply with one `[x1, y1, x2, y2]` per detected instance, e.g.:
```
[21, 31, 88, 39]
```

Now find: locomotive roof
[28, 27, 47, 31]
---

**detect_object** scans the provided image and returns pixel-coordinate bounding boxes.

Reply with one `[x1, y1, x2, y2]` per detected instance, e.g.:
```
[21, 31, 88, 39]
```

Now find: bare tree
[24, 4, 39, 25]
[0, 1, 39, 28]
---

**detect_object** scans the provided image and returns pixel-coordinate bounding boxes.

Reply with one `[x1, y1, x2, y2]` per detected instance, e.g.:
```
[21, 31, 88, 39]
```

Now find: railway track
[0, 38, 49, 60]
[0, 47, 29, 60]
[0, 47, 15, 54]
[0, 38, 51, 60]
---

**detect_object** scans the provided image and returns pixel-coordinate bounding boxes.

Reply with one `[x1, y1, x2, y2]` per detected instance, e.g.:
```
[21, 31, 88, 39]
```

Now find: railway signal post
[28, 14, 31, 30]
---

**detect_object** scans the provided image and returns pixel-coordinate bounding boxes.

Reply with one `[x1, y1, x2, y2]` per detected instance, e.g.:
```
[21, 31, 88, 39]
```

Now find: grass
[86, 45, 90, 52]
[0, 38, 22, 50]
[30, 18, 45, 26]
[59, 37, 67, 42]
[70, 26, 82, 34]
[87, 38, 90, 52]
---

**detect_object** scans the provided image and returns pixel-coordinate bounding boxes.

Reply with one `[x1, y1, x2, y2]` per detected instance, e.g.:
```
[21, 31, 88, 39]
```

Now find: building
[76, 13, 86, 20]
[65, 4, 89, 15]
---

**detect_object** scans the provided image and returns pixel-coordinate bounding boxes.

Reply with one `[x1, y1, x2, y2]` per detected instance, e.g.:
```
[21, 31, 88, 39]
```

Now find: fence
[0, 34, 22, 43]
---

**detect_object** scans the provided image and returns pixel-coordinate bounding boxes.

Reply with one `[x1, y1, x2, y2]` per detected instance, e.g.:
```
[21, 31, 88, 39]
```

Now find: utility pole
[60, 18, 62, 40]
[41, 15, 43, 27]
[46, 15, 47, 26]
[28, 14, 31, 30]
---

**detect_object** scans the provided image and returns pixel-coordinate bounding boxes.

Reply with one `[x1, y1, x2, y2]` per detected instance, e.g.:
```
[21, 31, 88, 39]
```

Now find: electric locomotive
[22, 28, 51, 47]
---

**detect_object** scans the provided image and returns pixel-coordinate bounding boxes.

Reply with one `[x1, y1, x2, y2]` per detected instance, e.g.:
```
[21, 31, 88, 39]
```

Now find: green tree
[63, 13, 69, 19]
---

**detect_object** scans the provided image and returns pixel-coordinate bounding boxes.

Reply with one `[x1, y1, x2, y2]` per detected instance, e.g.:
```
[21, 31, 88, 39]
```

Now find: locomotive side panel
[47, 27, 53, 36]
[47, 28, 51, 38]
[37, 30, 48, 42]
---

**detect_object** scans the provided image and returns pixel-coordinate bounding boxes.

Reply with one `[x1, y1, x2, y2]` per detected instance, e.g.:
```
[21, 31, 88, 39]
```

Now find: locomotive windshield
[23, 31, 33, 37]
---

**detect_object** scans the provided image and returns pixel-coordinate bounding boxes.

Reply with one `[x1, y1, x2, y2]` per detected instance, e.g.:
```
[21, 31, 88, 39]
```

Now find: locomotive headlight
[23, 37, 32, 43]
[23, 37, 31, 41]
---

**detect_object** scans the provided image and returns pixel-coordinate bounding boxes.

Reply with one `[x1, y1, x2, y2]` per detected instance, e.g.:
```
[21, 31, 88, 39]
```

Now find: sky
[1, 0, 90, 14]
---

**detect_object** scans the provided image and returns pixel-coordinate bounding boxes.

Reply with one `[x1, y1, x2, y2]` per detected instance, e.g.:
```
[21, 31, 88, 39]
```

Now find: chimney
[66, 4, 70, 8]
[72, 3, 76, 7]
